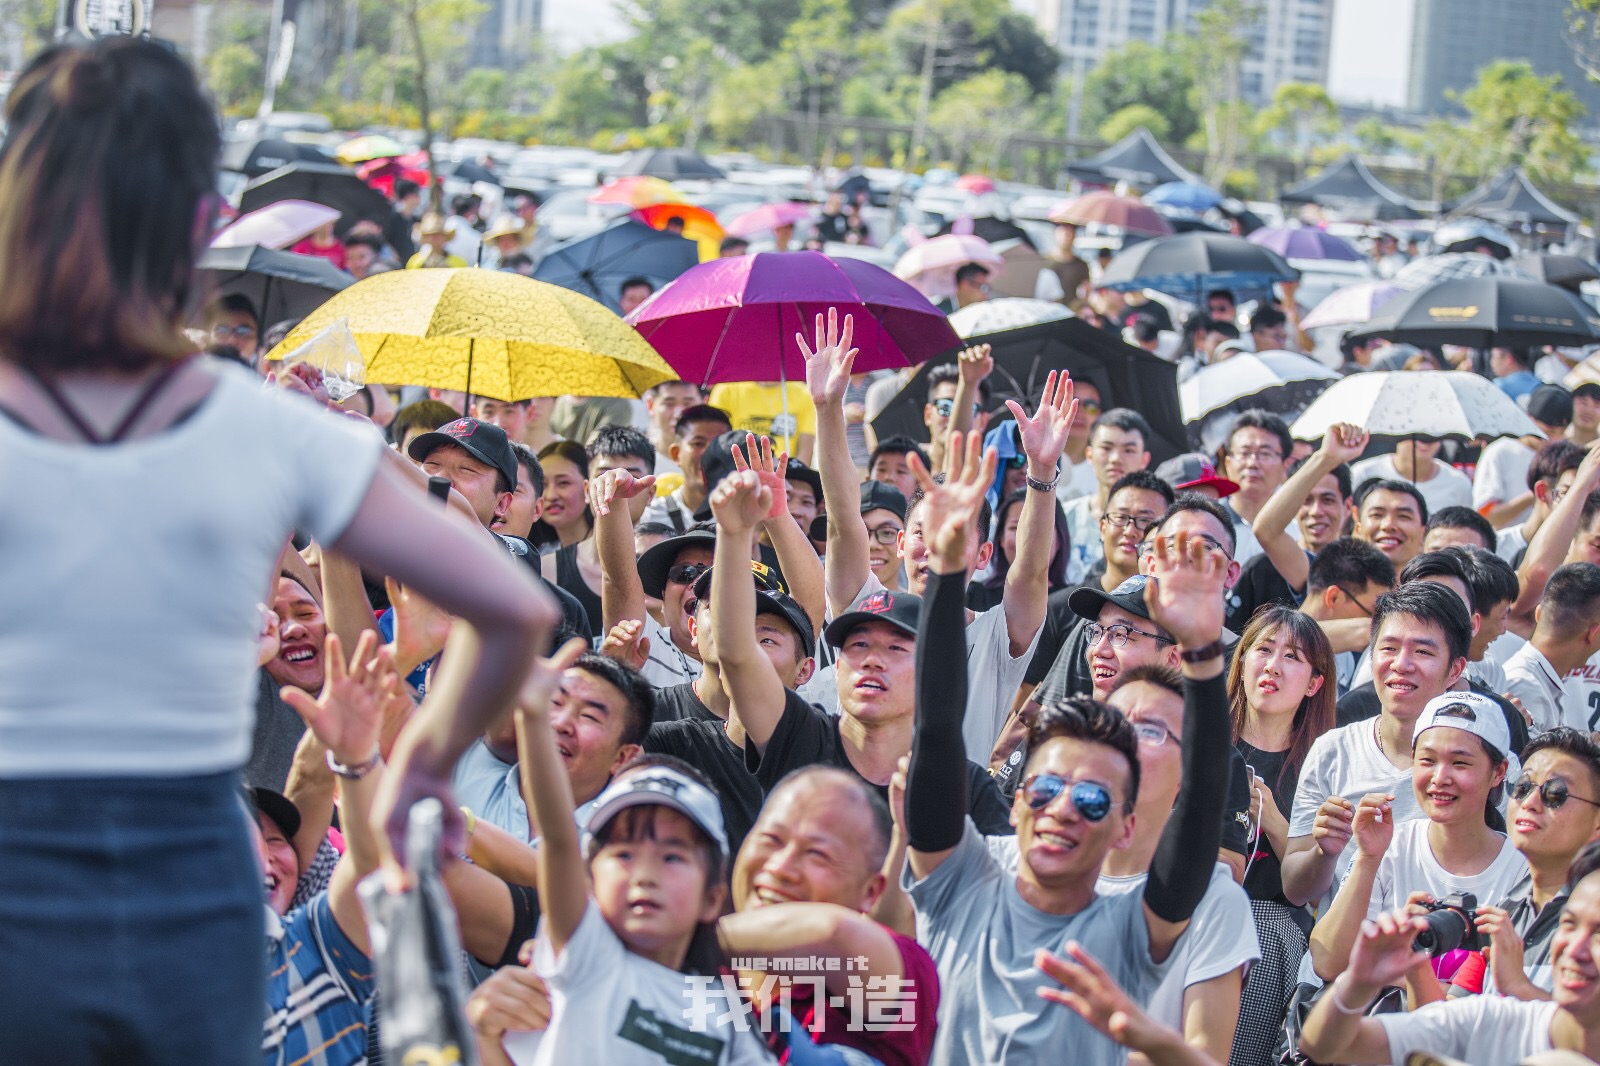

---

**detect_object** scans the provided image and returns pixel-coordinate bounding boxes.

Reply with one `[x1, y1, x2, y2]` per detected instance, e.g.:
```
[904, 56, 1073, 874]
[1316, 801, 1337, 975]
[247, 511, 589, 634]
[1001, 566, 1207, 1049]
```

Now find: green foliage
[1099, 104, 1168, 144]
[1253, 81, 1336, 147]
[886, 0, 1060, 97]
[1080, 40, 1199, 147]
[207, 43, 264, 115]
[1455, 60, 1588, 184]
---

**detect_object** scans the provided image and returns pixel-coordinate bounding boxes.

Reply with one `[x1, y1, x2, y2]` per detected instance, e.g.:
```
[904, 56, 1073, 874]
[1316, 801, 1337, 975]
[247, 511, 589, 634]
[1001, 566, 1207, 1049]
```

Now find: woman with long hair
[969, 488, 1070, 613]
[0, 39, 554, 1062]
[1227, 606, 1336, 1066]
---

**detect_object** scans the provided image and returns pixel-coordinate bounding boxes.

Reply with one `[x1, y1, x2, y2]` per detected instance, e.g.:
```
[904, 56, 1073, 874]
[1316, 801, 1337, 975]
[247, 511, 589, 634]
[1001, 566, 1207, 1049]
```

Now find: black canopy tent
[1448, 166, 1580, 229]
[1280, 155, 1421, 220]
[1065, 127, 1204, 189]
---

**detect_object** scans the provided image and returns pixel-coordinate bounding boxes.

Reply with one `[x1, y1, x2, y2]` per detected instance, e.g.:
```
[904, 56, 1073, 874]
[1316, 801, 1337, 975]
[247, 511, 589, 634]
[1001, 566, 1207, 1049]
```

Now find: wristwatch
[1178, 639, 1227, 664]
[1025, 472, 1059, 493]
[325, 749, 382, 780]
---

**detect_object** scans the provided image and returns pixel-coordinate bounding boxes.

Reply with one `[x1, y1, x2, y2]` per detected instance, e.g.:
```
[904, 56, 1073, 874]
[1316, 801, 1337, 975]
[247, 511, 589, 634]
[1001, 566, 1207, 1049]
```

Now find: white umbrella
[1181, 350, 1338, 449]
[892, 233, 1004, 300]
[948, 298, 1072, 338]
[1290, 371, 1543, 443]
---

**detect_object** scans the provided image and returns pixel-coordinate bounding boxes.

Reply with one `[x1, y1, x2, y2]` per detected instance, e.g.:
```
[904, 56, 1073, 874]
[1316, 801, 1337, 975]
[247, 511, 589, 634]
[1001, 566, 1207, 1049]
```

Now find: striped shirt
[264, 894, 374, 1066]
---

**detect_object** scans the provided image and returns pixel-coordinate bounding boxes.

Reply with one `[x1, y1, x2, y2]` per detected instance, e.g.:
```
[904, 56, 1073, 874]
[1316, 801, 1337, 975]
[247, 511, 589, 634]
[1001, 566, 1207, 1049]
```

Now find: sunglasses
[211, 324, 256, 340]
[1510, 773, 1600, 811]
[666, 563, 711, 586]
[931, 397, 982, 418]
[1022, 773, 1118, 822]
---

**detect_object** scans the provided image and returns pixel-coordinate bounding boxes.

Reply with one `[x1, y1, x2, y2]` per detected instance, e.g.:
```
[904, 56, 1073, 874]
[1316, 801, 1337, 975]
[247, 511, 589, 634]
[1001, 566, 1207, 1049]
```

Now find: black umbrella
[239, 162, 395, 236]
[869, 317, 1186, 463]
[835, 174, 873, 202]
[197, 245, 354, 327]
[1514, 251, 1600, 293]
[938, 216, 1033, 247]
[612, 147, 725, 181]
[449, 160, 500, 186]
[221, 138, 333, 179]
[532, 218, 699, 314]
[1100, 231, 1297, 304]
[1348, 275, 1600, 349]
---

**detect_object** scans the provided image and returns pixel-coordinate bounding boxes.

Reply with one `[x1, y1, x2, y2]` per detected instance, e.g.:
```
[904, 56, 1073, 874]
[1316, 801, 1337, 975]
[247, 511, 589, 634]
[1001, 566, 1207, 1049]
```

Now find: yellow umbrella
[335, 134, 408, 164]
[588, 176, 685, 208]
[264, 268, 676, 401]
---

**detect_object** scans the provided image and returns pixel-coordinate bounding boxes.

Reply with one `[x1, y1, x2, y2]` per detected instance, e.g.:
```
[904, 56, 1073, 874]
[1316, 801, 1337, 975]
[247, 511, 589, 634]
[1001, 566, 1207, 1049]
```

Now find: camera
[1412, 893, 1482, 957]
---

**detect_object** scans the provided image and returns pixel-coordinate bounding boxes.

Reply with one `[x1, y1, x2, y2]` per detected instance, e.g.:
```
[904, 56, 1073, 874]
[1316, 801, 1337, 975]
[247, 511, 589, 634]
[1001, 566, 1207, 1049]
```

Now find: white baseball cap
[584, 766, 728, 859]
[1411, 691, 1512, 758]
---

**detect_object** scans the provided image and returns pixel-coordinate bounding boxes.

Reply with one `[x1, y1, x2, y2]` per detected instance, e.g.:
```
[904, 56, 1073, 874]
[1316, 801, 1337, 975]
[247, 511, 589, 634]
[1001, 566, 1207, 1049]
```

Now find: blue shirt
[1495, 370, 1541, 403]
[263, 894, 374, 1066]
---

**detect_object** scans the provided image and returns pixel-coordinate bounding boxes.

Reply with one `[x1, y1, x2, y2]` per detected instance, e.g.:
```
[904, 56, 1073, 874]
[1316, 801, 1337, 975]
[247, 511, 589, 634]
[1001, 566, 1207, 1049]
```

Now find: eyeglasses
[1085, 621, 1174, 648]
[666, 563, 711, 586]
[931, 398, 981, 418]
[1022, 773, 1119, 821]
[211, 324, 256, 340]
[1510, 774, 1600, 811]
[867, 525, 904, 545]
[1227, 448, 1284, 464]
[1140, 533, 1228, 558]
[1101, 512, 1157, 533]
[1131, 720, 1181, 748]
[1336, 585, 1376, 618]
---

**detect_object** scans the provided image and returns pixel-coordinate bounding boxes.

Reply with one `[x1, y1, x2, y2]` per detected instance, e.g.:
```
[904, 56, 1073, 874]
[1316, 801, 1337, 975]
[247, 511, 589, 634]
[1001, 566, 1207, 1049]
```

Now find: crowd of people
[15, 33, 1600, 1066]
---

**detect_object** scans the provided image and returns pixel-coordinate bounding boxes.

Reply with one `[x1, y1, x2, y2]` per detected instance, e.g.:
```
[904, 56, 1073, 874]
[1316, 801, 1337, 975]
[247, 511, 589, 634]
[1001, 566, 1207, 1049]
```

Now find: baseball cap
[251, 787, 302, 841]
[1527, 383, 1573, 428]
[697, 431, 749, 501]
[1155, 453, 1239, 498]
[406, 417, 519, 492]
[859, 480, 908, 521]
[824, 588, 921, 649]
[783, 458, 823, 501]
[585, 766, 729, 859]
[636, 528, 717, 598]
[1411, 691, 1511, 757]
[1068, 574, 1154, 624]
[690, 565, 815, 657]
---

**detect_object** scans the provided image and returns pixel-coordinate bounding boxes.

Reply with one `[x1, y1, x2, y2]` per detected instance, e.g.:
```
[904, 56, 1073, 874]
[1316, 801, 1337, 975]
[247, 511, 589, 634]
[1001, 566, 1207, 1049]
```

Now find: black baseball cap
[250, 787, 302, 841]
[783, 458, 823, 501]
[406, 417, 519, 491]
[637, 529, 717, 598]
[690, 563, 815, 657]
[1528, 383, 1574, 427]
[859, 480, 908, 521]
[824, 588, 921, 648]
[1068, 574, 1154, 624]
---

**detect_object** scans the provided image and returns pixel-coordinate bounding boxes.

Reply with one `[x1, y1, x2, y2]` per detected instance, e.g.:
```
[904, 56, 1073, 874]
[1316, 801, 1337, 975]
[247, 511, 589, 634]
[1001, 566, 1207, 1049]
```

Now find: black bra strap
[23, 355, 194, 445]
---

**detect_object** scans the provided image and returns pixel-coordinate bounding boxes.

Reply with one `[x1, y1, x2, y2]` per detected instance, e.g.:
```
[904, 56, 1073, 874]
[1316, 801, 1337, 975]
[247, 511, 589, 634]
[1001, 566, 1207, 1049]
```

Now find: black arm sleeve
[906, 570, 971, 852]
[485, 882, 541, 970]
[1144, 671, 1230, 923]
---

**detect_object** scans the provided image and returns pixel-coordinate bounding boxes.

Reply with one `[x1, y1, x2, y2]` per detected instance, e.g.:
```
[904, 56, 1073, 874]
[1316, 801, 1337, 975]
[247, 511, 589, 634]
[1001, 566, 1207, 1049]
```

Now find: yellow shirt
[405, 250, 468, 269]
[705, 382, 817, 454]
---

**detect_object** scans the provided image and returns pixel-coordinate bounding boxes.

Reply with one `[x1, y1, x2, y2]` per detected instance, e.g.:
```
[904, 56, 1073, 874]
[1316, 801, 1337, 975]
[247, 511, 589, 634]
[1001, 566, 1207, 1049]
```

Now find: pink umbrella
[724, 201, 814, 238]
[956, 174, 996, 194]
[626, 251, 961, 386]
[1048, 191, 1173, 236]
[892, 233, 1004, 299]
[211, 199, 342, 250]
[1300, 280, 1405, 331]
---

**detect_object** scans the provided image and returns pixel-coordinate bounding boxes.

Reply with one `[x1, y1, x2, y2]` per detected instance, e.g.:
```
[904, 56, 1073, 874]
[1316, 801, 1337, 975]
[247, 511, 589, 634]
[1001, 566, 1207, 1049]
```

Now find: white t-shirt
[1289, 718, 1424, 909]
[0, 364, 382, 776]
[638, 613, 703, 690]
[1362, 819, 1529, 921]
[1495, 521, 1530, 564]
[1504, 642, 1583, 732]
[1377, 994, 1558, 1066]
[1054, 458, 1099, 506]
[1473, 438, 1536, 522]
[1097, 863, 1260, 1035]
[530, 901, 771, 1066]
[1561, 646, 1600, 734]
[1349, 455, 1474, 515]
[1063, 494, 1104, 586]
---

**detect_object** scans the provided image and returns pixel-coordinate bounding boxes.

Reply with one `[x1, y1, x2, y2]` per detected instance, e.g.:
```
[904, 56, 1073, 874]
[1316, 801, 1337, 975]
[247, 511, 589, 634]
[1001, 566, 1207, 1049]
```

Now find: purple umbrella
[1247, 225, 1363, 262]
[626, 250, 961, 386]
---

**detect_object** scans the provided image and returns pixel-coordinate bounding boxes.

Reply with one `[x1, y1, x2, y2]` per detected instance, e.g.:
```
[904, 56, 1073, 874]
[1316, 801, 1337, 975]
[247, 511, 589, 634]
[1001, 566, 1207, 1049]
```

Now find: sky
[1325, 0, 1415, 108]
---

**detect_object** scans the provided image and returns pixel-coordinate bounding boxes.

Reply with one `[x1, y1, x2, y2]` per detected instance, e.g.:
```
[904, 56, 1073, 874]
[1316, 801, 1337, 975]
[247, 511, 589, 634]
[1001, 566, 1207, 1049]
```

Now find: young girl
[968, 489, 1070, 613]
[516, 641, 770, 1065]
[1308, 690, 1528, 990]
[1228, 606, 1336, 1066]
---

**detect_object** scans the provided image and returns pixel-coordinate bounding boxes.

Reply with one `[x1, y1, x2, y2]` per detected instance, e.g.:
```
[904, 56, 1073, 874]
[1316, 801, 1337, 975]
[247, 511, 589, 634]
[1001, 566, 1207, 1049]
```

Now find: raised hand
[600, 619, 651, 673]
[282, 630, 395, 766]
[1351, 792, 1396, 860]
[589, 466, 657, 519]
[710, 469, 774, 536]
[256, 604, 281, 668]
[1345, 908, 1431, 994]
[1142, 531, 1228, 649]
[906, 429, 999, 572]
[957, 343, 994, 387]
[1318, 423, 1369, 466]
[1005, 369, 1077, 472]
[799, 307, 858, 408]
[466, 959, 552, 1041]
[729, 432, 789, 521]
[1312, 794, 1355, 857]
[517, 637, 589, 718]
[386, 577, 452, 675]
[1036, 943, 1179, 1057]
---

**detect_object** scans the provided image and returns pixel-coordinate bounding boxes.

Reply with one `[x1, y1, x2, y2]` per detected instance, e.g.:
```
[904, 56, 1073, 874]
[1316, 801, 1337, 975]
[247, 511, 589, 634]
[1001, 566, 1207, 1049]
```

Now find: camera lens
[1413, 909, 1469, 957]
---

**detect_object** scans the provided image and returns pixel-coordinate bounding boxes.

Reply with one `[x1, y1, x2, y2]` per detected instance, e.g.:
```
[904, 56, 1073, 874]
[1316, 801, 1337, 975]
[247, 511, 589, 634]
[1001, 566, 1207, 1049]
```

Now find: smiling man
[1354, 478, 1429, 572]
[1063, 409, 1154, 584]
[407, 417, 519, 530]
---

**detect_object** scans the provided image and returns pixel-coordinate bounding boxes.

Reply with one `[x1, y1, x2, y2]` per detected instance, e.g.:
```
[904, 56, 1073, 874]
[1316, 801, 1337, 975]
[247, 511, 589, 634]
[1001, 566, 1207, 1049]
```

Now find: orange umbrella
[631, 203, 724, 262]
[1049, 191, 1173, 236]
[589, 176, 685, 208]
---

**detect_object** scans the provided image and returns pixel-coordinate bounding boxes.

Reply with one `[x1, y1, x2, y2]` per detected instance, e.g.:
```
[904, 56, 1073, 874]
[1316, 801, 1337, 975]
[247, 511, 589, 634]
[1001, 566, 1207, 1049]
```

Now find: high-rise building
[468, 0, 543, 68]
[1034, 0, 1334, 105]
[1408, 0, 1600, 117]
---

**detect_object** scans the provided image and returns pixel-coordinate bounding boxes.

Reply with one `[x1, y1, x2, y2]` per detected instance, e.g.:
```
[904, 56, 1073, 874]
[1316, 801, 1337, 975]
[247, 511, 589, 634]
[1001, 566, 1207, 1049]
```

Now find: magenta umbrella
[724, 202, 814, 238]
[1247, 225, 1363, 262]
[210, 199, 341, 250]
[626, 250, 961, 386]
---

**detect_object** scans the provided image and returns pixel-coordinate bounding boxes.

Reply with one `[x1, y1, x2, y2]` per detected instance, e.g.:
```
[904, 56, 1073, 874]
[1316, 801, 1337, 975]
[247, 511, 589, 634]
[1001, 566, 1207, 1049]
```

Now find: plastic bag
[277, 318, 366, 403]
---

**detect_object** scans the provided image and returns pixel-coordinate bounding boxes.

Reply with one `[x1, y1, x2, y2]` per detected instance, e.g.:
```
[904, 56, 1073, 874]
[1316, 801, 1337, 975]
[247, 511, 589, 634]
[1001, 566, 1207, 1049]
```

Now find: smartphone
[426, 475, 452, 506]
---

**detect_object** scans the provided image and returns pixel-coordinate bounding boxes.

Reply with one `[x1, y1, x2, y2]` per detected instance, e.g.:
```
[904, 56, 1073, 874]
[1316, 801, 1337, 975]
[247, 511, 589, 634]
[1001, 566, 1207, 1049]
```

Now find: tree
[1457, 60, 1588, 184]
[1080, 40, 1199, 147]
[1180, 0, 1257, 185]
[1253, 81, 1336, 152]
[207, 43, 265, 115]
[927, 69, 1034, 172]
[1350, 116, 1401, 158]
[1099, 104, 1169, 144]
[887, 0, 1059, 97]
[1567, 0, 1600, 80]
